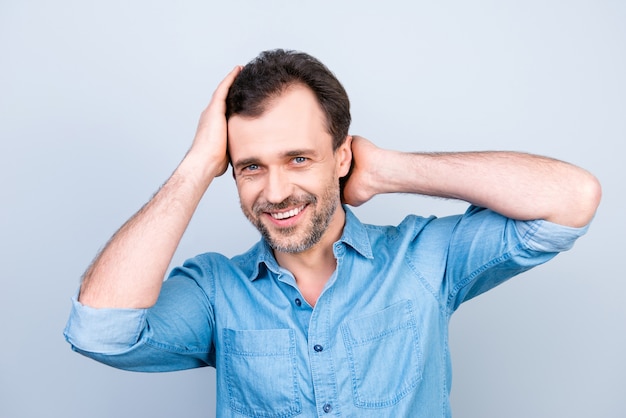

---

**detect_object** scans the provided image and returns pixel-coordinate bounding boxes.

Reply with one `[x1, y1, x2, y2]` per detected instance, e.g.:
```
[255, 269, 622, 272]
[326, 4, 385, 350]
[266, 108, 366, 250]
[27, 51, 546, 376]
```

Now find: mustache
[253, 195, 317, 214]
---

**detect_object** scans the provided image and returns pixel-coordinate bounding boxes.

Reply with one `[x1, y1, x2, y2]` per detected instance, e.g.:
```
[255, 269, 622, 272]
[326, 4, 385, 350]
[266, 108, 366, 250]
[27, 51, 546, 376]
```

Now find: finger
[210, 65, 243, 106]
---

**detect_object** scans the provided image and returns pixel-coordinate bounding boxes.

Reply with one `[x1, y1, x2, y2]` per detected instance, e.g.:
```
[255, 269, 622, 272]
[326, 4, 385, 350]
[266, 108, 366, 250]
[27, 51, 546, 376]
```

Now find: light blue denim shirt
[64, 206, 588, 417]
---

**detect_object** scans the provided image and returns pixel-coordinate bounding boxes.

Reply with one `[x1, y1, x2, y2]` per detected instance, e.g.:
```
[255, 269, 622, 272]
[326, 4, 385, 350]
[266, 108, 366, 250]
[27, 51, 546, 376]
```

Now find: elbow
[584, 173, 603, 222]
[567, 172, 603, 228]
[545, 170, 602, 228]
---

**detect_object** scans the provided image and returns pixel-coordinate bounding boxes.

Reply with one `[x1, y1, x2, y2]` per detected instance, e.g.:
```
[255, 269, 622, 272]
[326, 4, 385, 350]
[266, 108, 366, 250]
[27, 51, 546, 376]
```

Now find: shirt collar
[337, 206, 374, 259]
[238, 205, 374, 282]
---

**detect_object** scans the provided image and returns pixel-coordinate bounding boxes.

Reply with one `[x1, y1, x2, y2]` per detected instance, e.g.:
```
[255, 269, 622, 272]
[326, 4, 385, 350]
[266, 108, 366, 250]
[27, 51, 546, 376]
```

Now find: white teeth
[271, 205, 305, 220]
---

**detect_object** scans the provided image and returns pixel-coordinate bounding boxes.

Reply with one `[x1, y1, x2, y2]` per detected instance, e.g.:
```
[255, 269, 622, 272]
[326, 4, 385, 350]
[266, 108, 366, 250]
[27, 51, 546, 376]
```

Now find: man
[64, 49, 601, 417]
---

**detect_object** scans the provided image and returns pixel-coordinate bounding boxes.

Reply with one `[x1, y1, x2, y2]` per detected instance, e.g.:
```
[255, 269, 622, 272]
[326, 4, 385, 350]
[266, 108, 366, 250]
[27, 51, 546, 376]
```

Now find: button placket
[307, 285, 339, 417]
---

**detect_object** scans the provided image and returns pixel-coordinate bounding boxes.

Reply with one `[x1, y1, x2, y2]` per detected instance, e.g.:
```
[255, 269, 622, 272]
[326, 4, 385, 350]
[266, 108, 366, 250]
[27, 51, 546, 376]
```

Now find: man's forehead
[227, 85, 330, 149]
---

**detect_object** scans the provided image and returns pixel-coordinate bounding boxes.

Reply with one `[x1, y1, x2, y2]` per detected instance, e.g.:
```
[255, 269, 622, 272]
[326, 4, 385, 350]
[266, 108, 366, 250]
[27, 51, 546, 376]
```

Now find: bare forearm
[361, 145, 601, 227]
[79, 153, 217, 309]
[78, 66, 241, 309]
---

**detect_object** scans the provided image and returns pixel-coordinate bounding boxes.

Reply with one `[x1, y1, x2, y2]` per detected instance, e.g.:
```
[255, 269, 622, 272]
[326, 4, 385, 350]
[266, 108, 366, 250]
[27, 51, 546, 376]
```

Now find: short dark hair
[226, 49, 351, 150]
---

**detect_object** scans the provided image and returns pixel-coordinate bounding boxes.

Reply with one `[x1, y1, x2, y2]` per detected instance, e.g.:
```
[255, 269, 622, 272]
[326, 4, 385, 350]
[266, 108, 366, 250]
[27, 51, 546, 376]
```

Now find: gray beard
[243, 185, 340, 254]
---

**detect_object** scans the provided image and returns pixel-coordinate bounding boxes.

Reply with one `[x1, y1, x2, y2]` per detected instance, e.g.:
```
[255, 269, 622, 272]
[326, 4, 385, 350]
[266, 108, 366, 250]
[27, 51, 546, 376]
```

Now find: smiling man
[65, 49, 601, 417]
[228, 78, 352, 305]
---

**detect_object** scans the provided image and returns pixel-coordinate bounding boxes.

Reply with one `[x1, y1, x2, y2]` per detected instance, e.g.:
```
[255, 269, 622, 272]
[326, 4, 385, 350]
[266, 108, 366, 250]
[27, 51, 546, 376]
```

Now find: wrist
[369, 148, 405, 194]
[178, 147, 227, 187]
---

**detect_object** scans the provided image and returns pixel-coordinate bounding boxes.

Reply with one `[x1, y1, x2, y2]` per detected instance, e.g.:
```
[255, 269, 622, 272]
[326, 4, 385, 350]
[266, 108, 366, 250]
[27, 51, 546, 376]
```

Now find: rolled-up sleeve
[514, 218, 590, 253]
[64, 294, 147, 354]
[63, 257, 217, 372]
[444, 206, 592, 311]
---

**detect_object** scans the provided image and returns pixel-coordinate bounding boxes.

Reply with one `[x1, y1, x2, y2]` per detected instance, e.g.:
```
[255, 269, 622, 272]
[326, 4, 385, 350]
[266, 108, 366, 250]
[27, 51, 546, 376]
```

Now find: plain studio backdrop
[1, 1, 624, 417]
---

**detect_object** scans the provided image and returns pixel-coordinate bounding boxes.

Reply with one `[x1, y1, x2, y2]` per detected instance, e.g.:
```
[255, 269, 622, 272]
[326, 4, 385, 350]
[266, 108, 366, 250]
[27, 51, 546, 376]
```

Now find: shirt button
[323, 403, 332, 413]
[313, 344, 324, 352]
[294, 298, 302, 307]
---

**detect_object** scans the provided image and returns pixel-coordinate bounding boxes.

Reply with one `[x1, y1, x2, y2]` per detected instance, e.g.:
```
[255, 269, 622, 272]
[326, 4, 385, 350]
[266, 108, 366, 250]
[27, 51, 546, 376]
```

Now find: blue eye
[244, 164, 259, 171]
[294, 157, 307, 164]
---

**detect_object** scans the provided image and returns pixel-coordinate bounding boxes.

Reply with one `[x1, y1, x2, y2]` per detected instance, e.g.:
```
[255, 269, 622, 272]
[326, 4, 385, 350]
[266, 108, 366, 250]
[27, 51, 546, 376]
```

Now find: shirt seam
[445, 245, 519, 315]
[144, 254, 215, 355]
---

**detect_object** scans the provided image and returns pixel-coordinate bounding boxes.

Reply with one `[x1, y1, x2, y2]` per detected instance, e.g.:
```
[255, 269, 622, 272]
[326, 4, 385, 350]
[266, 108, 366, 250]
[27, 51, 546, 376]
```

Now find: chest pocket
[341, 299, 423, 409]
[223, 328, 301, 418]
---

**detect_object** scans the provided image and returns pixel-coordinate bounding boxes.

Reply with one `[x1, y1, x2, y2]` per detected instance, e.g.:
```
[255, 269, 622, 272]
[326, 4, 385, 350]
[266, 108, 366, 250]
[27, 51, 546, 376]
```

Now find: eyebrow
[282, 148, 317, 158]
[232, 148, 318, 170]
[232, 157, 261, 170]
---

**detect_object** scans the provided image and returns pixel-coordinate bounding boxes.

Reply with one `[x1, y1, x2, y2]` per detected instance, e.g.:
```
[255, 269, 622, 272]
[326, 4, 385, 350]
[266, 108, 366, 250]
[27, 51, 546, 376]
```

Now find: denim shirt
[64, 206, 588, 417]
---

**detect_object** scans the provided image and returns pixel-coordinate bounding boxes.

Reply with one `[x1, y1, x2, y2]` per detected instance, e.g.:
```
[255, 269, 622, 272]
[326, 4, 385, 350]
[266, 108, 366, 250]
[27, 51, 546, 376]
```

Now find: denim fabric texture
[65, 206, 587, 417]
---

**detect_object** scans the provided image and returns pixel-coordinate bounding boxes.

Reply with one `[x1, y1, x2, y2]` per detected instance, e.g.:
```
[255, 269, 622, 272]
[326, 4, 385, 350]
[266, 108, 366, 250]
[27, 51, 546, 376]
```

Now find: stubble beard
[242, 183, 340, 254]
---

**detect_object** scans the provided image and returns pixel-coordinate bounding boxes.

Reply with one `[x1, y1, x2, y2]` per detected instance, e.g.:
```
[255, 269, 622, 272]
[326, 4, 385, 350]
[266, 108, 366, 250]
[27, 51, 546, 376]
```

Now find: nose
[263, 168, 293, 204]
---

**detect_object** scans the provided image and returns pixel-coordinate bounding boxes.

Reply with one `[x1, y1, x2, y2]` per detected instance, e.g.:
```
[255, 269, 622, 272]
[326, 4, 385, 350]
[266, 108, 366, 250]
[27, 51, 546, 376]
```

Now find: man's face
[228, 84, 352, 254]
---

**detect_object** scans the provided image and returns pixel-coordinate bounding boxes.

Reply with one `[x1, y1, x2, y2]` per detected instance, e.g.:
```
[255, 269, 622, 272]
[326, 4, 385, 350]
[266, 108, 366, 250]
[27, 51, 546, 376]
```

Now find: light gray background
[1, 1, 624, 417]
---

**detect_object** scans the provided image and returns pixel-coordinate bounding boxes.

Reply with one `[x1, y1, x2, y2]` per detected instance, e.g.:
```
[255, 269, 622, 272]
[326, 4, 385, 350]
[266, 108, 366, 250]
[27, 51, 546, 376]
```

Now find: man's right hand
[188, 65, 242, 179]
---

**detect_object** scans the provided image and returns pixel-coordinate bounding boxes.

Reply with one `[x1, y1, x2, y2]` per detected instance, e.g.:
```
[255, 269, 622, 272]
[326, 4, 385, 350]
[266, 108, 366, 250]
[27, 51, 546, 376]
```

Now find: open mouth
[269, 204, 306, 220]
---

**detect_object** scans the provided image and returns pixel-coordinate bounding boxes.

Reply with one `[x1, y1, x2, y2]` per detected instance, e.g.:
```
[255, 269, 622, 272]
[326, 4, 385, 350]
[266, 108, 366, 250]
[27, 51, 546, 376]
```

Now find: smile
[270, 205, 306, 220]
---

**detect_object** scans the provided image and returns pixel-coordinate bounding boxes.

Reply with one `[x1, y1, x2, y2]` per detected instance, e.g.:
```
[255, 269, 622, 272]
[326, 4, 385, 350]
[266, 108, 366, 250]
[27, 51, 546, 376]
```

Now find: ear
[336, 135, 353, 178]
